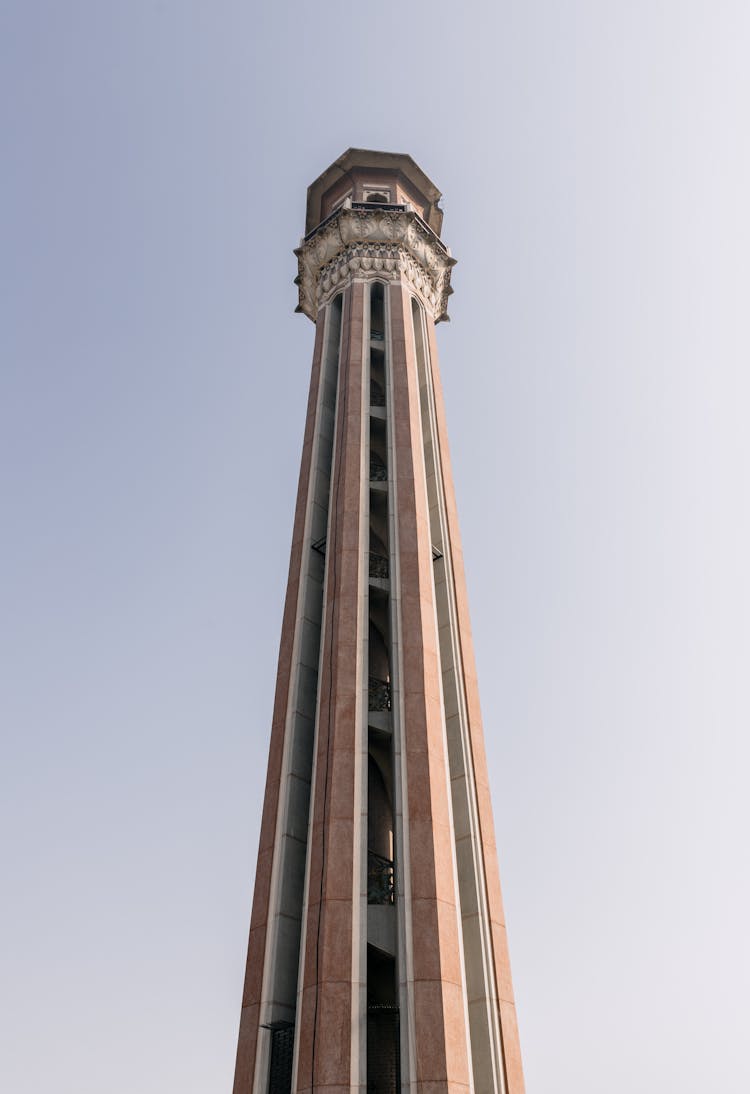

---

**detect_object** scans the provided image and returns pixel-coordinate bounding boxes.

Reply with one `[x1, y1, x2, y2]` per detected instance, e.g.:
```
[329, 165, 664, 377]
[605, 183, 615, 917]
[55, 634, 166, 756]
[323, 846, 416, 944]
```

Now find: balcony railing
[367, 1004, 400, 1094]
[368, 676, 391, 711]
[352, 201, 406, 213]
[303, 202, 449, 256]
[368, 553, 389, 580]
[367, 851, 395, 905]
[370, 453, 387, 481]
[267, 1022, 294, 1094]
[370, 380, 386, 407]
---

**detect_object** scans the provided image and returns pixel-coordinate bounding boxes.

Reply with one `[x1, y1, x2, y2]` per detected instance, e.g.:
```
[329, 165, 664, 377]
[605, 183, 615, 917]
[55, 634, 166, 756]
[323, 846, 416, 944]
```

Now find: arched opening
[368, 618, 390, 685]
[368, 755, 393, 863]
[370, 282, 385, 337]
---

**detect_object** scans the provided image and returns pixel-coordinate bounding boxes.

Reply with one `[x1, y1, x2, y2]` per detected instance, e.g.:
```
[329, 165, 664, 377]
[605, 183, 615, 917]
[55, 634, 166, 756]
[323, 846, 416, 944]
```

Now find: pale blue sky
[2, 2, 749, 1091]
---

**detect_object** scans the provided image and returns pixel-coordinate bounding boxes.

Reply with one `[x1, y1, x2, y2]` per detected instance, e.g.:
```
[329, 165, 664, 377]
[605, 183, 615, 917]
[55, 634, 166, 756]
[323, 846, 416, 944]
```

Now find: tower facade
[233, 150, 524, 1094]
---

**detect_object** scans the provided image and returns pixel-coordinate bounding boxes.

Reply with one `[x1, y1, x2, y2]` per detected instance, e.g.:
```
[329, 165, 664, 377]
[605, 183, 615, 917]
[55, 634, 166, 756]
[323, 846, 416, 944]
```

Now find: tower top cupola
[305, 147, 444, 237]
[296, 148, 455, 324]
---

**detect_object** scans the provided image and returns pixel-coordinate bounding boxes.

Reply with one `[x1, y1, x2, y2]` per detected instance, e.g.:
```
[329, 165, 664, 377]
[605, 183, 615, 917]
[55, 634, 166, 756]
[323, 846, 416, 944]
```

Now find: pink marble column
[390, 283, 472, 1094]
[296, 283, 366, 1094]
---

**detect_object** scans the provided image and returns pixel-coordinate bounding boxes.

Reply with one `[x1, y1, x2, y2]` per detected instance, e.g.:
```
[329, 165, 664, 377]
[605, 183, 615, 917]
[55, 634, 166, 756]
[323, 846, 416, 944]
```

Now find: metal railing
[367, 1004, 400, 1093]
[368, 552, 389, 580]
[370, 379, 386, 406]
[303, 202, 449, 256]
[352, 201, 406, 213]
[370, 453, 387, 481]
[267, 1022, 294, 1094]
[367, 851, 395, 905]
[368, 676, 391, 711]
[302, 204, 342, 241]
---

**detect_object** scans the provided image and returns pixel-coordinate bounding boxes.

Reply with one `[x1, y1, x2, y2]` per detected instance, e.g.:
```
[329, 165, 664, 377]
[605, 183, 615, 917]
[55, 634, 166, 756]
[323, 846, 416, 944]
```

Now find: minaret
[233, 149, 525, 1094]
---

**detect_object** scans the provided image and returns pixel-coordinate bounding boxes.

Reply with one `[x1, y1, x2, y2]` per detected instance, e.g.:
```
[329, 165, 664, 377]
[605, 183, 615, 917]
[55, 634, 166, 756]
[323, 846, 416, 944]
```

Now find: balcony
[368, 552, 389, 581]
[303, 201, 449, 257]
[267, 1022, 294, 1094]
[367, 851, 395, 905]
[368, 676, 391, 712]
[370, 452, 387, 481]
[367, 1004, 400, 1094]
[352, 201, 406, 214]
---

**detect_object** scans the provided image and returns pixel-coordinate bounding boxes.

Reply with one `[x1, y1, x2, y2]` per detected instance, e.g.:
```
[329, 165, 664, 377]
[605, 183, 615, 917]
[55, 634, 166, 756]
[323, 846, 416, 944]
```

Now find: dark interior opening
[367, 947, 400, 1094]
[268, 1023, 294, 1094]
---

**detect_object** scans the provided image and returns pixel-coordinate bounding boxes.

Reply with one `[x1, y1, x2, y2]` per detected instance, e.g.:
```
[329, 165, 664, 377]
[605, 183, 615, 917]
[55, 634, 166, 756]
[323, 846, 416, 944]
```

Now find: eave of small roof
[305, 148, 444, 236]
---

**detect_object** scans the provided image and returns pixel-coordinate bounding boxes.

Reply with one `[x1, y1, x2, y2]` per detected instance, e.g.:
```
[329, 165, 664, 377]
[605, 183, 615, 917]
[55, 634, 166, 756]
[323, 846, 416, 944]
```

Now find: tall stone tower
[233, 150, 524, 1094]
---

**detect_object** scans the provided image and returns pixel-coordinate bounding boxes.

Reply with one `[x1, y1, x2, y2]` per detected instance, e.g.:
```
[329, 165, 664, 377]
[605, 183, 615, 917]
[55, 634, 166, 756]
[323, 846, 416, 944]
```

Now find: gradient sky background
[3, 2, 750, 1091]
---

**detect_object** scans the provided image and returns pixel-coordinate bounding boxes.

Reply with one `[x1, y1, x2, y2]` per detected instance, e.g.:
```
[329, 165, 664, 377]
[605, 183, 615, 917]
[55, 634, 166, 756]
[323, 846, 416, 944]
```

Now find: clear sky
[2, 2, 749, 1091]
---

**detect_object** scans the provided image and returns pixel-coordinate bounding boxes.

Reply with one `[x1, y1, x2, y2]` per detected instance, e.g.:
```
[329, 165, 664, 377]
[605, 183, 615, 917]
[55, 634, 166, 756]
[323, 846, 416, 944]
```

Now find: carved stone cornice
[294, 208, 456, 322]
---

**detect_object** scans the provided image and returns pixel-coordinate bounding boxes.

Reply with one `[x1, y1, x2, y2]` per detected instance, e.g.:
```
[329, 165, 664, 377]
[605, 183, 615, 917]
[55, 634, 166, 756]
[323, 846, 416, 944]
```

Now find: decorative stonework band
[295, 208, 456, 322]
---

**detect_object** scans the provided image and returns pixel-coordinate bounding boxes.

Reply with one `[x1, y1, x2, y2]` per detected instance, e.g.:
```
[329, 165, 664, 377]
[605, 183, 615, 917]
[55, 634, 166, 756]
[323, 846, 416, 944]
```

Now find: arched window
[363, 188, 391, 204]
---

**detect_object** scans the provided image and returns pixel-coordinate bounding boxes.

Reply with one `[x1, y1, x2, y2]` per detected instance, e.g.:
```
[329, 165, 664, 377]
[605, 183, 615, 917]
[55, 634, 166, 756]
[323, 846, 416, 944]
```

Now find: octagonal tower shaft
[233, 151, 524, 1094]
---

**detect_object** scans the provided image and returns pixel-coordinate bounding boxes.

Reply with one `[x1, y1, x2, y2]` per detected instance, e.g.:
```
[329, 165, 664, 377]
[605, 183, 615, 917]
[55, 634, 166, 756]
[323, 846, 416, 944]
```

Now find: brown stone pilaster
[234, 313, 328, 1094]
[390, 282, 471, 1094]
[296, 282, 367, 1094]
[424, 319, 526, 1094]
